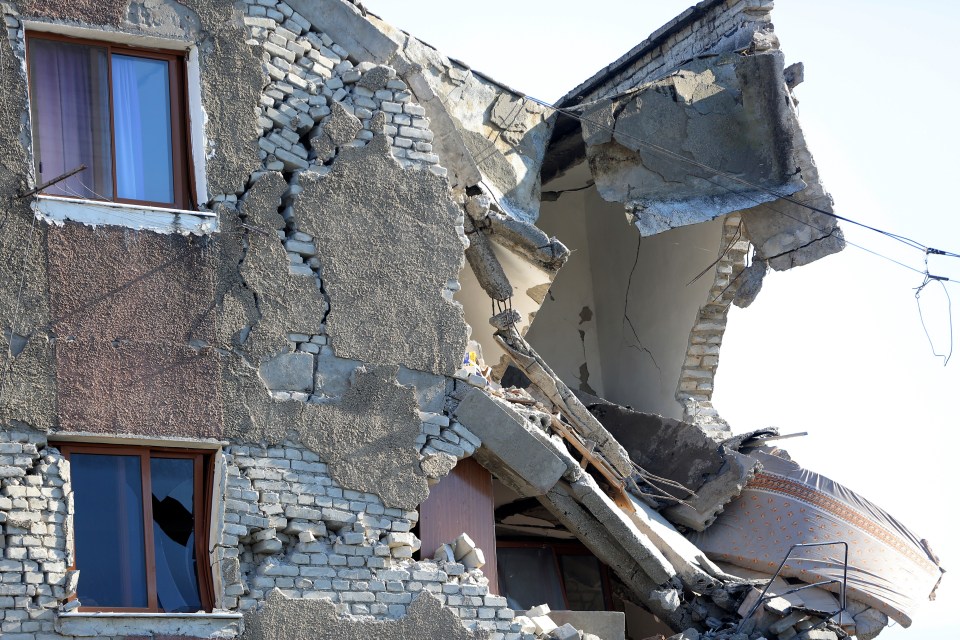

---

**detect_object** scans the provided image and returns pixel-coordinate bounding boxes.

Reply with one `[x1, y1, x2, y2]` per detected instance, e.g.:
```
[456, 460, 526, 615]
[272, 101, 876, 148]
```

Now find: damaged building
[0, 0, 944, 639]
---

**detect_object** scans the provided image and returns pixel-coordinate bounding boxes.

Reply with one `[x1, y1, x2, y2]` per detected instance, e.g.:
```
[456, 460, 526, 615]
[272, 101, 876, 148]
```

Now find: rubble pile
[450, 315, 943, 640]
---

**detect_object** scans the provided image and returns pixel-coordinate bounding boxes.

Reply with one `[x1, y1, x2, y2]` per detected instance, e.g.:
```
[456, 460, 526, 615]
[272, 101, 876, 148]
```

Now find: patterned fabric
[689, 451, 942, 627]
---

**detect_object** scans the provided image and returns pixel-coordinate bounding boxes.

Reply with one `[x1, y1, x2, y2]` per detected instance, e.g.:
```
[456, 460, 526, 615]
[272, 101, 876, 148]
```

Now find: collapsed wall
[0, 0, 943, 640]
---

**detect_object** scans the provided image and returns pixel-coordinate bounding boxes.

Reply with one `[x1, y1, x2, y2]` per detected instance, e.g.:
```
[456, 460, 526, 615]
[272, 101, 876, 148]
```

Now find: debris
[493, 325, 634, 476]
[588, 402, 758, 530]
[652, 589, 682, 612]
[454, 388, 567, 494]
[853, 608, 888, 640]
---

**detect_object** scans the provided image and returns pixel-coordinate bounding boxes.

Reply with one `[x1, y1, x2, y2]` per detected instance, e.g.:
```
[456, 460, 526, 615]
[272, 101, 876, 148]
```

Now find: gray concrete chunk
[454, 388, 566, 494]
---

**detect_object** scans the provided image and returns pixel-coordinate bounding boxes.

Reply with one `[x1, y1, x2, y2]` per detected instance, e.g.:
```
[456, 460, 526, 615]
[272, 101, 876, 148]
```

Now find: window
[497, 541, 612, 612]
[59, 444, 214, 613]
[26, 33, 193, 209]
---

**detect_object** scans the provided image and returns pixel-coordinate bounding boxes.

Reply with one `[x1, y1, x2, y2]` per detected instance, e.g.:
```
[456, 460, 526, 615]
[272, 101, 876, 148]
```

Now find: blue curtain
[111, 55, 145, 200]
[112, 55, 174, 204]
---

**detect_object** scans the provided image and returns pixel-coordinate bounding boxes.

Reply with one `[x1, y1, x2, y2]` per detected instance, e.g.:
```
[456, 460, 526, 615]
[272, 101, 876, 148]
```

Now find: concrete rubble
[0, 0, 943, 639]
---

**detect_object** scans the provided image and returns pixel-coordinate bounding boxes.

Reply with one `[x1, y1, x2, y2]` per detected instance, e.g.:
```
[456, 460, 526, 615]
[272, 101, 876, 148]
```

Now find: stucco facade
[0, 1, 941, 639]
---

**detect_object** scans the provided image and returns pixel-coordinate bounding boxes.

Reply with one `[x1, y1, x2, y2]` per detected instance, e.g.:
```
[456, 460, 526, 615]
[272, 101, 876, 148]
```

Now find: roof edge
[556, 0, 727, 108]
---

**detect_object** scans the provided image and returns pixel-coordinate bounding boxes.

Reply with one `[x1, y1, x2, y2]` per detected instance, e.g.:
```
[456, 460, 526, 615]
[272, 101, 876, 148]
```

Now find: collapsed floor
[0, 0, 944, 639]
[442, 319, 942, 640]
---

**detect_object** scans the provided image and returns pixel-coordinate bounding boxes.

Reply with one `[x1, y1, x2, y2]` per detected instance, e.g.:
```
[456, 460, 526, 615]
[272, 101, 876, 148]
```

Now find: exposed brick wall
[0, 431, 72, 639]
[220, 440, 520, 637]
[564, 0, 775, 106]
[676, 213, 749, 437]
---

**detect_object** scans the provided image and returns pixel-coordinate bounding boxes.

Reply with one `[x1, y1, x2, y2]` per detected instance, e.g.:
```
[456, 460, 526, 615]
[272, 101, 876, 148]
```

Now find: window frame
[25, 31, 196, 211]
[496, 540, 614, 611]
[59, 442, 215, 614]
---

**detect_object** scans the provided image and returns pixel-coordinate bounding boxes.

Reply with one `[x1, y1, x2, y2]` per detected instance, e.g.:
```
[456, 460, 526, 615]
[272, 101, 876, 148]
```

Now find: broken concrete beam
[566, 475, 675, 585]
[623, 494, 721, 594]
[485, 211, 571, 271]
[454, 388, 566, 494]
[541, 481, 698, 631]
[588, 402, 759, 531]
[463, 215, 513, 301]
[493, 326, 633, 476]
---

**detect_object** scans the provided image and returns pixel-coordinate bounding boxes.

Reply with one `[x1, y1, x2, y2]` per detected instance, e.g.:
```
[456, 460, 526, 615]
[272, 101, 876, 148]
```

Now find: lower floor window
[60, 444, 214, 612]
[497, 541, 612, 612]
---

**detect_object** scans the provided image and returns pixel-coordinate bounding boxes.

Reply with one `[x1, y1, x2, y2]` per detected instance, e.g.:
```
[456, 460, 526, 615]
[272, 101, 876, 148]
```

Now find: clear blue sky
[363, 2, 959, 636]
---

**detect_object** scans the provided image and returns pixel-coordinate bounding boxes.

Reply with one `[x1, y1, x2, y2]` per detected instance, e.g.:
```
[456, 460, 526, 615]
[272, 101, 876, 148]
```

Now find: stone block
[530, 615, 557, 635]
[551, 623, 580, 640]
[259, 352, 315, 393]
[549, 610, 625, 640]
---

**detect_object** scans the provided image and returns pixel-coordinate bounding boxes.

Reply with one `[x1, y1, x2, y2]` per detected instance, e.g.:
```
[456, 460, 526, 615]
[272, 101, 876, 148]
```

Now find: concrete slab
[454, 388, 566, 494]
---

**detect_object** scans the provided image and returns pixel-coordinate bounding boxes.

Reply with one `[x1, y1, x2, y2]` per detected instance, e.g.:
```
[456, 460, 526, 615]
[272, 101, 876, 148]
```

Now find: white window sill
[56, 610, 243, 637]
[33, 194, 218, 235]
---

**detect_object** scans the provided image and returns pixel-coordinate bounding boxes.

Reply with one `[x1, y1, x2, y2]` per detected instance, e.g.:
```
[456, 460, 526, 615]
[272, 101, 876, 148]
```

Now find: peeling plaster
[298, 134, 468, 377]
[242, 589, 486, 640]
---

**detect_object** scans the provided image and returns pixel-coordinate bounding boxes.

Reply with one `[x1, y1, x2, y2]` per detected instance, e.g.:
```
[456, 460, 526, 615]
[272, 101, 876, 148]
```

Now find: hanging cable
[915, 251, 954, 366]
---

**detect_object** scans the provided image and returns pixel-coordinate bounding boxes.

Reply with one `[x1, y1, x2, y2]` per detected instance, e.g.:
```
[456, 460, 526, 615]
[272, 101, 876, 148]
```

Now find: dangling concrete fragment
[463, 214, 514, 301]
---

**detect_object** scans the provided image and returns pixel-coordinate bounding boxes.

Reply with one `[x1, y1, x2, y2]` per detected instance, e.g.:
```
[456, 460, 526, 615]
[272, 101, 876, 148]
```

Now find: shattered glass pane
[150, 457, 201, 612]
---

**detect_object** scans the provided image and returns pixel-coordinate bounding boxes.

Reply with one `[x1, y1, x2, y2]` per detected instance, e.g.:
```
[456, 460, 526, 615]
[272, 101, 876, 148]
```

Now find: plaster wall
[588, 192, 721, 419]
[524, 167, 605, 398]
[530, 163, 721, 419]
[456, 240, 555, 375]
[46, 224, 222, 439]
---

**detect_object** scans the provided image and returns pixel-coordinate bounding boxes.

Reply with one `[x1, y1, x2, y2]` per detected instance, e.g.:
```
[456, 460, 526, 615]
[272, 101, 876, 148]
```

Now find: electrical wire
[525, 92, 958, 361]
[915, 275, 953, 366]
[699, 172, 947, 282]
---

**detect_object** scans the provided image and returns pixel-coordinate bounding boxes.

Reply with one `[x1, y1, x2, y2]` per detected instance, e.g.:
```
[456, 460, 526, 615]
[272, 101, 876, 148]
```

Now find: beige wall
[529, 162, 722, 419]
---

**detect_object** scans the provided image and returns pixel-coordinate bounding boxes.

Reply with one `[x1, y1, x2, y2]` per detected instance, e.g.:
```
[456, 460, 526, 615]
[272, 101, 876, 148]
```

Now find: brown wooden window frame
[25, 32, 196, 211]
[58, 442, 215, 614]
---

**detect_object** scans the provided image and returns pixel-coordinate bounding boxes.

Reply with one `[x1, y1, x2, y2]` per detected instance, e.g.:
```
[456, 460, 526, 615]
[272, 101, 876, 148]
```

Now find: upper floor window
[26, 33, 194, 210]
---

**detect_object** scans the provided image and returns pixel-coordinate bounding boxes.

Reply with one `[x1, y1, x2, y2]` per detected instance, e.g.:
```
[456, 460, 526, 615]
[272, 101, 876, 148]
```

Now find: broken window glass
[150, 456, 201, 613]
[62, 445, 210, 612]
